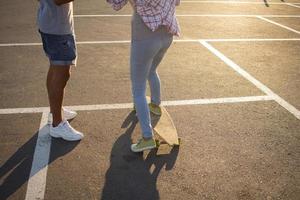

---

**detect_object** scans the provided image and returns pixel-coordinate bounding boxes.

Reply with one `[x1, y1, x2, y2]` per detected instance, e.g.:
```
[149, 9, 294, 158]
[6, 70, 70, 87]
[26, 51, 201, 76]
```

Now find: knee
[148, 70, 159, 80]
[149, 70, 155, 76]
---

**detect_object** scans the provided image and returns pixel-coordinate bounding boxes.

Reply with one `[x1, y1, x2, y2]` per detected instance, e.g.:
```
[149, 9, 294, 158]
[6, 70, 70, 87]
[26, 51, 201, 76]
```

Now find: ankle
[151, 102, 160, 107]
[52, 120, 62, 127]
[143, 137, 153, 141]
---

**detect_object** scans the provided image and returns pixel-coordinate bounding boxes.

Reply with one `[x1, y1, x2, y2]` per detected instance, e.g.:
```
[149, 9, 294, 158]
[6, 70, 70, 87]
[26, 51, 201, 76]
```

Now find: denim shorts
[39, 30, 77, 66]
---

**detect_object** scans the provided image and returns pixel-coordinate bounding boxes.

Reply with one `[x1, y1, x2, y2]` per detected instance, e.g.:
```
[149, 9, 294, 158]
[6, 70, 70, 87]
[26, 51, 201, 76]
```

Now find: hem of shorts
[38, 29, 75, 36]
[50, 60, 76, 66]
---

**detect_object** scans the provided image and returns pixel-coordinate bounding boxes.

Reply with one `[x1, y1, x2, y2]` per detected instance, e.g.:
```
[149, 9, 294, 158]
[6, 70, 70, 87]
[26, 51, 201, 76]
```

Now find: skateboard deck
[151, 106, 180, 146]
[146, 97, 180, 146]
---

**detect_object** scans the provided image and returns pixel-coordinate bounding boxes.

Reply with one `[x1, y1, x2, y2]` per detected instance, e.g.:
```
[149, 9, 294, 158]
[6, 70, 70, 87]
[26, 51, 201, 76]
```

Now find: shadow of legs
[101, 111, 179, 200]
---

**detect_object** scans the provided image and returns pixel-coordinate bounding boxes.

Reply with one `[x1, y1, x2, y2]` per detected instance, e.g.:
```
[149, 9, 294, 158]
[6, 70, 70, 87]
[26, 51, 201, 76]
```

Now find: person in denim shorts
[38, 0, 83, 141]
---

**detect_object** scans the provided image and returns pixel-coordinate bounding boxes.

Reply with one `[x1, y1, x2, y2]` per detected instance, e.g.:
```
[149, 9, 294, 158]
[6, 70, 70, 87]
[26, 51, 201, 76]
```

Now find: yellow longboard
[151, 106, 180, 147]
[133, 97, 180, 147]
[146, 97, 180, 147]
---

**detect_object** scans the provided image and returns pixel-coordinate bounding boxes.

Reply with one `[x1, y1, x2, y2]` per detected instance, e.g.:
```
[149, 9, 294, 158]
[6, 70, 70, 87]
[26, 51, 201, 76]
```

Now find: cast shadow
[100, 111, 179, 200]
[0, 124, 79, 200]
[262, 0, 286, 7]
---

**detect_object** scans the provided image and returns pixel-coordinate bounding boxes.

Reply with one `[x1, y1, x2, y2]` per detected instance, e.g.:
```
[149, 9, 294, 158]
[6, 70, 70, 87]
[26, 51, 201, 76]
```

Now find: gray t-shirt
[38, 0, 74, 35]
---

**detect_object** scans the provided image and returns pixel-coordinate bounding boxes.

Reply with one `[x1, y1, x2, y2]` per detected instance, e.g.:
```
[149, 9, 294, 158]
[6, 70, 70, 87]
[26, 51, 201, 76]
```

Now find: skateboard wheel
[175, 137, 181, 146]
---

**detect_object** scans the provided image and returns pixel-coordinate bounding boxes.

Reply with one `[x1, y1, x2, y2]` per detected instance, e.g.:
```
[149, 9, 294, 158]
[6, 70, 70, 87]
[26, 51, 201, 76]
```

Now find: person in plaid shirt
[107, 0, 180, 152]
[108, 0, 180, 35]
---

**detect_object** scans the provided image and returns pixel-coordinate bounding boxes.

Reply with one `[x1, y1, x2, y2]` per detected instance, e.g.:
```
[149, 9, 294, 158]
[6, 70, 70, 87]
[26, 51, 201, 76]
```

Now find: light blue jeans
[130, 12, 173, 138]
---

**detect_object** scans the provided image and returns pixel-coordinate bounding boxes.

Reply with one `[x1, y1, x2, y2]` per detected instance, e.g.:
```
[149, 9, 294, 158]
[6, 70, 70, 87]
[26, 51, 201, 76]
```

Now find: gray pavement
[0, 0, 300, 200]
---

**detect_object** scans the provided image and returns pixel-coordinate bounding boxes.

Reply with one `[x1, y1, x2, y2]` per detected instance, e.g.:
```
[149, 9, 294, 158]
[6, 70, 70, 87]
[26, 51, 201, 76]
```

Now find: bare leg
[46, 65, 71, 127]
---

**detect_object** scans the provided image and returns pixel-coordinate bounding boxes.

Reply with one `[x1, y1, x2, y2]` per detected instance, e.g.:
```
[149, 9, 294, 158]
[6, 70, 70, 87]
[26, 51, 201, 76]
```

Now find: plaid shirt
[107, 0, 180, 36]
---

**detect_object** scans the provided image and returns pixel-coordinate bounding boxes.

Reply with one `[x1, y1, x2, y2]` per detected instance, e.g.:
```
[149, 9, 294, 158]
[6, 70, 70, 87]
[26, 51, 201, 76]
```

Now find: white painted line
[203, 38, 300, 42]
[0, 107, 49, 114]
[200, 41, 300, 120]
[78, 40, 131, 44]
[0, 96, 273, 115]
[257, 16, 300, 35]
[1, 38, 300, 47]
[75, 14, 131, 17]
[177, 15, 300, 18]
[74, 14, 300, 18]
[0, 42, 42, 47]
[25, 112, 51, 200]
[286, 3, 300, 8]
[181, 0, 300, 5]
[65, 103, 133, 112]
[162, 96, 274, 106]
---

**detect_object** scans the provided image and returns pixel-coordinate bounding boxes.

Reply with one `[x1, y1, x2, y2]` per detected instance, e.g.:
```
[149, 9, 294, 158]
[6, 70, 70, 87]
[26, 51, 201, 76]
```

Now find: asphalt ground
[0, 0, 300, 200]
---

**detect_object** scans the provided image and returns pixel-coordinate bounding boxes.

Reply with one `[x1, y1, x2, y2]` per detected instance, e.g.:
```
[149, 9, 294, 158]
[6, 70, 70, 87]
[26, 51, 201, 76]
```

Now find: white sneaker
[50, 120, 84, 141]
[48, 107, 77, 125]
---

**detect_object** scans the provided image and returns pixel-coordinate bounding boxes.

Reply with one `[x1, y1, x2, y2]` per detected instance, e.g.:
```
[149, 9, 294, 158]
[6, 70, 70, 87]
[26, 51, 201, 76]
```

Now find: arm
[106, 0, 128, 11]
[54, 0, 74, 6]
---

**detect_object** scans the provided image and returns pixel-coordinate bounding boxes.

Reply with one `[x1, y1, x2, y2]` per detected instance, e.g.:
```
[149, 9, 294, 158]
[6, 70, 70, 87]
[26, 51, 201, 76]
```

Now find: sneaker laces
[62, 121, 74, 132]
